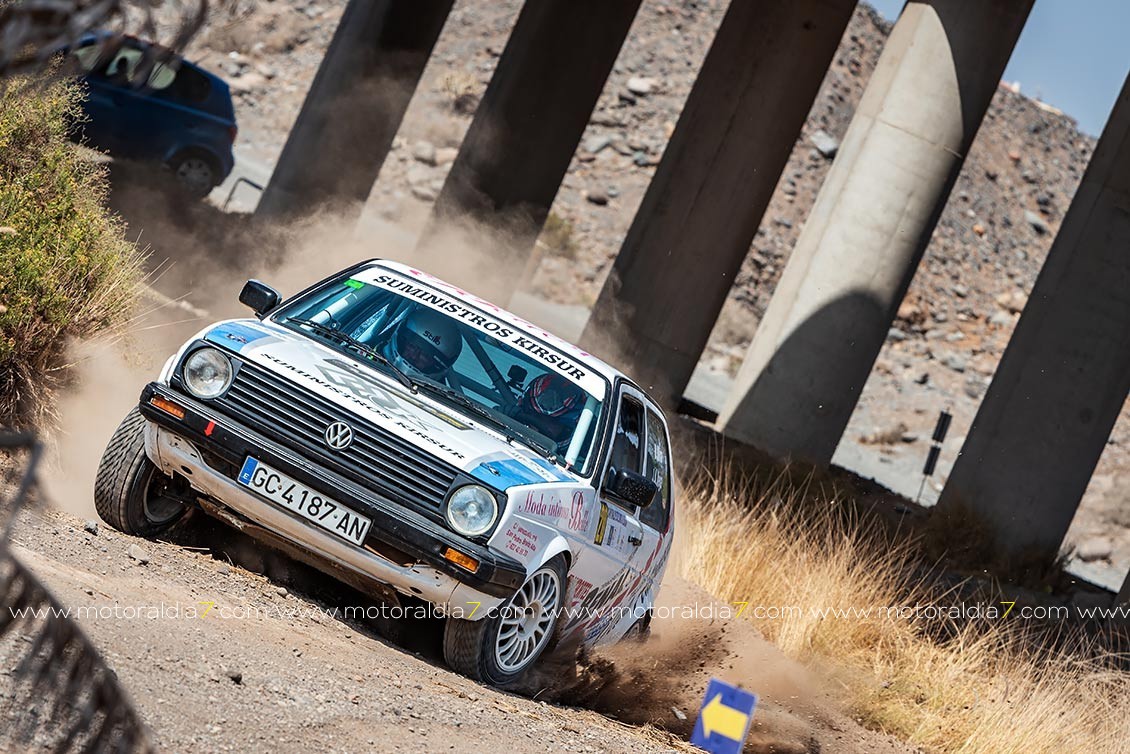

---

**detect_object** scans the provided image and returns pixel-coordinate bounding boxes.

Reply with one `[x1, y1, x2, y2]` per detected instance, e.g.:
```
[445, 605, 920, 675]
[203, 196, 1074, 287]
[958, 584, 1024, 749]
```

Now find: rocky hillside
[164, 0, 1127, 582]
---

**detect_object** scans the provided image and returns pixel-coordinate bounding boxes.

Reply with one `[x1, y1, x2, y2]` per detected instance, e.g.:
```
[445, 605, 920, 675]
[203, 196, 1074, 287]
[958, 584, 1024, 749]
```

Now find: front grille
[212, 360, 459, 520]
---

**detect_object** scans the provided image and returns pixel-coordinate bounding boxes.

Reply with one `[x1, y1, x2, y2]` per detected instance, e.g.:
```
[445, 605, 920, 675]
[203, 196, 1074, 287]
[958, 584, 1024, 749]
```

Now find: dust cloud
[40, 163, 546, 518]
[529, 573, 847, 754]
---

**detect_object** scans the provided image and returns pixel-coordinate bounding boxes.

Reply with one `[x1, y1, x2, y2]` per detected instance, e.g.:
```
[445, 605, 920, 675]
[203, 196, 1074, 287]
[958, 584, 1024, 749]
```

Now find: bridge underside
[258, 0, 1130, 593]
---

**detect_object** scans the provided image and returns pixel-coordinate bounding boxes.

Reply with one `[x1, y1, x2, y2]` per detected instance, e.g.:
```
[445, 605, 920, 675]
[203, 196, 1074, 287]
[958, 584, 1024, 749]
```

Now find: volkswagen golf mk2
[95, 261, 674, 685]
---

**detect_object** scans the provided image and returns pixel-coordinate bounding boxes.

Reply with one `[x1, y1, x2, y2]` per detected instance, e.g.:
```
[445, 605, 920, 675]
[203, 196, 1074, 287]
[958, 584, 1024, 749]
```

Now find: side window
[606, 396, 645, 485]
[97, 47, 145, 85]
[146, 61, 177, 91]
[88, 45, 186, 93]
[71, 44, 105, 73]
[639, 408, 671, 532]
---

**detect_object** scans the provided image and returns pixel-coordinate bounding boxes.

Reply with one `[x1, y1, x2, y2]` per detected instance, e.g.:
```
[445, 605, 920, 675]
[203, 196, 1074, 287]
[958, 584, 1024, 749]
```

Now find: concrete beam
[717, 0, 1032, 463]
[579, 0, 857, 405]
[256, 0, 453, 221]
[938, 74, 1130, 562]
[421, 0, 640, 278]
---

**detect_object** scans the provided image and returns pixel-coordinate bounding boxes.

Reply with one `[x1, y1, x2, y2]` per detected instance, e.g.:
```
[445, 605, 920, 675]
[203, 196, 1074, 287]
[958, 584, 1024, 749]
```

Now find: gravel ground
[6, 504, 685, 753]
[4, 498, 915, 754]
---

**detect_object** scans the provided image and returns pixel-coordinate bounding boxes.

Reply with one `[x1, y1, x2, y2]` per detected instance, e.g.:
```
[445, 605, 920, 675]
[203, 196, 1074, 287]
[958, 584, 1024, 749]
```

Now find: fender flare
[526, 532, 572, 577]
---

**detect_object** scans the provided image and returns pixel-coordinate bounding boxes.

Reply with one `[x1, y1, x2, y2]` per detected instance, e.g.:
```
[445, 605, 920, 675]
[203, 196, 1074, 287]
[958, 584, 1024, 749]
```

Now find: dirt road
[9, 502, 684, 753]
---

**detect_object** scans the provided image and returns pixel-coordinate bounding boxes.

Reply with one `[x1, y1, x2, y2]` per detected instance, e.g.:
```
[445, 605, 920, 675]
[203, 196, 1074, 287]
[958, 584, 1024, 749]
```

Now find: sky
[866, 0, 1129, 135]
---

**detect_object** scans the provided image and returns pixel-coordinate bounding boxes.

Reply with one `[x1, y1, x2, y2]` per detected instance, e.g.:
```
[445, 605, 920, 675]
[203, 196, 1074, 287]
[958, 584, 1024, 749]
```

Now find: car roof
[78, 31, 231, 89]
[366, 260, 632, 388]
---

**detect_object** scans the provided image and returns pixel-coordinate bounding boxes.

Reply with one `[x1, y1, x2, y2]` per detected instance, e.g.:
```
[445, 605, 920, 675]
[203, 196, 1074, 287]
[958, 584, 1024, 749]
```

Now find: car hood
[202, 319, 583, 490]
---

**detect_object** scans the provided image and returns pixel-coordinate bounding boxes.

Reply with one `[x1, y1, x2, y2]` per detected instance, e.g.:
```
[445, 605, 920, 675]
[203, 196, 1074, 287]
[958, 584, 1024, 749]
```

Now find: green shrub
[538, 211, 578, 259]
[0, 75, 142, 427]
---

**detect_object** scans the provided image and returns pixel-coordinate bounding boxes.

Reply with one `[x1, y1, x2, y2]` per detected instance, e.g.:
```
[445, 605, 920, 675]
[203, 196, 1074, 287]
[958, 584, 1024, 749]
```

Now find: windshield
[275, 270, 606, 476]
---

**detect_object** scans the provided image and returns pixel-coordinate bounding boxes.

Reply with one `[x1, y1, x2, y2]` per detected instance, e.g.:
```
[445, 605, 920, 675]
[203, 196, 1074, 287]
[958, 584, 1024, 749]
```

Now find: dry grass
[677, 465, 1130, 754]
[0, 74, 143, 427]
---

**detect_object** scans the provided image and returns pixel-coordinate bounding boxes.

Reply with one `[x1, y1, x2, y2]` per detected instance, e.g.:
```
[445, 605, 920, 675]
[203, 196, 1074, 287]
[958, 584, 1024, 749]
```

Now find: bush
[0, 75, 142, 427]
[538, 211, 578, 259]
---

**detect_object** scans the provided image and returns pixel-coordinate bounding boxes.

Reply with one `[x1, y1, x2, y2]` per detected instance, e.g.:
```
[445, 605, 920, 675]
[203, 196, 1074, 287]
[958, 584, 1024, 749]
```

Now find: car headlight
[445, 485, 498, 537]
[182, 347, 233, 399]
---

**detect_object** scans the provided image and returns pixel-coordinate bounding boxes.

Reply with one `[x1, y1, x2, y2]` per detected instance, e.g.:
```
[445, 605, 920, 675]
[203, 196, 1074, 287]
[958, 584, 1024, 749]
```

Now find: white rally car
[95, 260, 674, 686]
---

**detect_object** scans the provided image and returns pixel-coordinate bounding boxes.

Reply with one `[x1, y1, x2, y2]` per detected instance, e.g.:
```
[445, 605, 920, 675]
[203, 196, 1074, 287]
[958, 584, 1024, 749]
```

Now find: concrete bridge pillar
[717, 0, 1032, 463]
[256, 0, 453, 221]
[938, 74, 1130, 562]
[579, 0, 857, 406]
[421, 0, 641, 281]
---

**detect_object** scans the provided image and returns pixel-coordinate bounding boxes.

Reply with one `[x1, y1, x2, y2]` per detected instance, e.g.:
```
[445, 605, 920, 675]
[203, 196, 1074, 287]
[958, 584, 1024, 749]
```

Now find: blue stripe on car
[528, 456, 574, 482]
[204, 322, 274, 352]
[470, 459, 547, 489]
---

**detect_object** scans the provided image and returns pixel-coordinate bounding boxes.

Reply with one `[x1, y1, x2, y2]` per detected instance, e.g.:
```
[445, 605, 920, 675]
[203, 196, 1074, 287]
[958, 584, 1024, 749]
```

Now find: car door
[598, 387, 649, 564]
[101, 46, 177, 163]
[79, 44, 160, 158]
[586, 387, 667, 635]
[558, 385, 647, 641]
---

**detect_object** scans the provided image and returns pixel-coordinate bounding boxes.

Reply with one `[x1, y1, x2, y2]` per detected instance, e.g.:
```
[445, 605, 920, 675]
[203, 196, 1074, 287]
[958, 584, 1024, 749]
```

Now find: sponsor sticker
[360, 269, 606, 399]
[567, 575, 594, 605]
[594, 503, 610, 546]
[502, 521, 539, 559]
[258, 352, 469, 462]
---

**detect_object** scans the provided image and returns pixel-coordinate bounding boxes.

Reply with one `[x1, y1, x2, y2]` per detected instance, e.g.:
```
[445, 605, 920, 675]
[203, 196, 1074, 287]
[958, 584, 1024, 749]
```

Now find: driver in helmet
[382, 307, 463, 382]
[512, 373, 584, 452]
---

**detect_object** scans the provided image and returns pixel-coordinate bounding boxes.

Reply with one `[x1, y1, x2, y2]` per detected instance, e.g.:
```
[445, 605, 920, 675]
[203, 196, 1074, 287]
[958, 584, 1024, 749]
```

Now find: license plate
[237, 457, 372, 546]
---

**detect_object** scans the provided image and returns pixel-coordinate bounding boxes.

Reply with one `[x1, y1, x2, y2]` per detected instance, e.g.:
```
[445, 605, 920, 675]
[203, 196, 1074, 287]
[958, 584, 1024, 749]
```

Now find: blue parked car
[69, 35, 236, 198]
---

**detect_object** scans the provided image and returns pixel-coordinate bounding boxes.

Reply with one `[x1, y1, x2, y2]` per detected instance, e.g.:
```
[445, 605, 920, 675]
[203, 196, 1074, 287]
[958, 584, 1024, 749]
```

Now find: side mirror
[604, 468, 658, 509]
[239, 280, 280, 316]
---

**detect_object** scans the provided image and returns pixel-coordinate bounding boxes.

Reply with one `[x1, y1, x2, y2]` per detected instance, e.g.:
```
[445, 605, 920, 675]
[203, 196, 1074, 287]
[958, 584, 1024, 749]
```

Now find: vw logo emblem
[324, 421, 354, 451]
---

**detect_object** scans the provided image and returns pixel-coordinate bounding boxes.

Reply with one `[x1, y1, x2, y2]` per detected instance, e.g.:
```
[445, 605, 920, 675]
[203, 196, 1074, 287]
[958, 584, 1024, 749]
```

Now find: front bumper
[139, 382, 524, 611]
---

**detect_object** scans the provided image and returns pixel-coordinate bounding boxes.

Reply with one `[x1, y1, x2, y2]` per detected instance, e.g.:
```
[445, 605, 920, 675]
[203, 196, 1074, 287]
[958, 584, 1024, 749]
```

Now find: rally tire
[94, 408, 187, 537]
[443, 556, 567, 686]
[621, 608, 653, 643]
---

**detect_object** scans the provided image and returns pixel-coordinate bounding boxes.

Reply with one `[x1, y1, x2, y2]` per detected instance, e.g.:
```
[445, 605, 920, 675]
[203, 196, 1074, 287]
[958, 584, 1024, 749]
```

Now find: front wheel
[94, 408, 188, 537]
[443, 556, 566, 686]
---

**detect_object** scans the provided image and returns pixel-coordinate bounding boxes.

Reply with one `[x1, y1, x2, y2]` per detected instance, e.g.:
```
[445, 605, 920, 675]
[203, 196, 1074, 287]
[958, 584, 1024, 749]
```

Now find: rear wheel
[621, 608, 653, 643]
[94, 408, 187, 537]
[169, 152, 217, 198]
[443, 556, 566, 686]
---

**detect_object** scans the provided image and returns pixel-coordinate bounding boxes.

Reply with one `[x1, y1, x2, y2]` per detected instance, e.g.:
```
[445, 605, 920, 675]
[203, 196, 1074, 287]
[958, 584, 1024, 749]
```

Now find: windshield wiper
[285, 317, 415, 391]
[414, 381, 560, 463]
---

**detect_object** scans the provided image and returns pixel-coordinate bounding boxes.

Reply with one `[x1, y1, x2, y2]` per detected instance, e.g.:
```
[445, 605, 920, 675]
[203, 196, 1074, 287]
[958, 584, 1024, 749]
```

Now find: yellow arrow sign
[702, 693, 750, 740]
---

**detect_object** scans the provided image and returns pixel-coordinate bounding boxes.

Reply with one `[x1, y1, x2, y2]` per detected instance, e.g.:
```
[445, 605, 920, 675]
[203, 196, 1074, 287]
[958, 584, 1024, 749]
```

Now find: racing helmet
[384, 307, 462, 380]
[520, 373, 583, 418]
